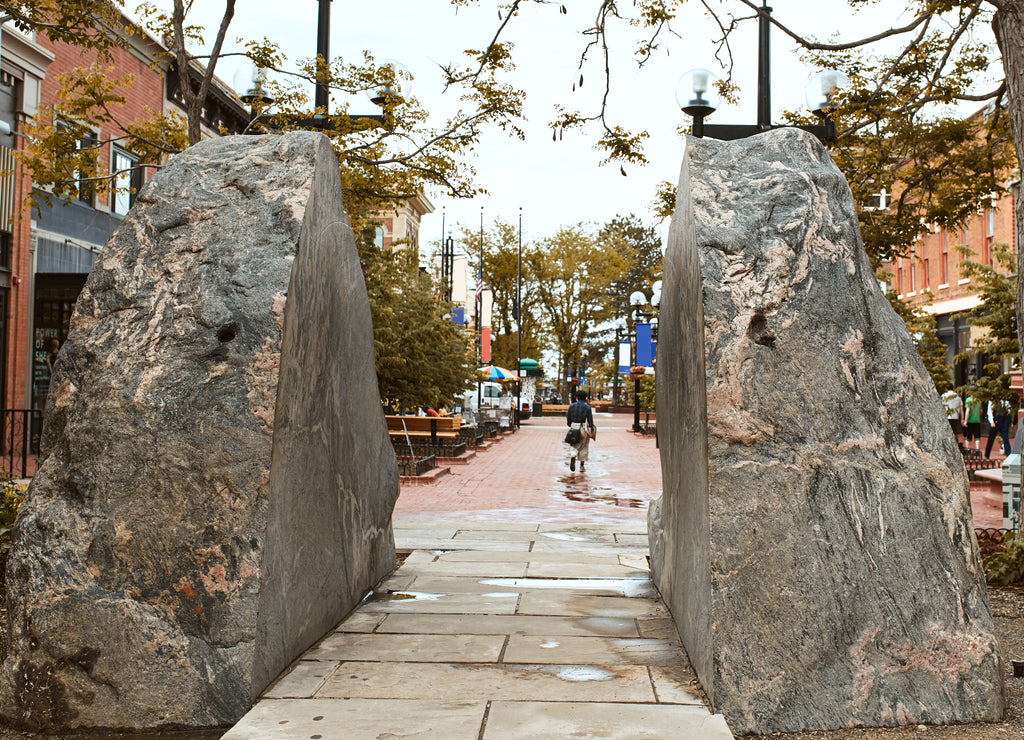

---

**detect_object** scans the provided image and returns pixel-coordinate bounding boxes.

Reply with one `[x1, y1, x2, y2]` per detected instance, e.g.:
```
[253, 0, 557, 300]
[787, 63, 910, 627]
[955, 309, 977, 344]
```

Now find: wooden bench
[386, 415, 461, 441]
[543, 404, 570, 415]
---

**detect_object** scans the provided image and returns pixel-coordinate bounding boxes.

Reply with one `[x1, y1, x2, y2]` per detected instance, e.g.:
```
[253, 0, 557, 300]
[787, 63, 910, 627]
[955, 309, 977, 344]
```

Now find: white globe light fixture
[369, 60, 413, 108]
[805, 70, 850, 117]
[675, 68, 721, 137]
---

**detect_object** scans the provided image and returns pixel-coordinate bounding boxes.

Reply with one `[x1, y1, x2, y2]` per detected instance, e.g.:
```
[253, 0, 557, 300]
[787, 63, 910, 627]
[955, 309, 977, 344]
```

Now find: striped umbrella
[478, 365, 516, 382]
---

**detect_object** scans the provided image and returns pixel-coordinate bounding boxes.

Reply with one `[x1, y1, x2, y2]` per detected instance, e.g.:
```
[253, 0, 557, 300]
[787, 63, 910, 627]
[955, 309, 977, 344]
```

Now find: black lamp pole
[757, 0, 771, 131]
[515, 208, 523, 428]
[613, 330, 622, 406]
[315, 0, 331, 113]
[632, 307, 642, 434]
[695, 0, 834, 142]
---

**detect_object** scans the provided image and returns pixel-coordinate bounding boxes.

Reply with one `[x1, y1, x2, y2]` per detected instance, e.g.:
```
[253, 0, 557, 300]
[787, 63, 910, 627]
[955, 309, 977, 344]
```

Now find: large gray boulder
[650, 129, 1004, 734]
[2, 132, 399, 730]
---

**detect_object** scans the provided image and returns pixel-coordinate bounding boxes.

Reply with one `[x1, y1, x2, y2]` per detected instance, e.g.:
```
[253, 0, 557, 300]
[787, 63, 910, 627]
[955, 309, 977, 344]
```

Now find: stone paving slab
[316, 661, 658, 702]
[395, 575, 658, 598]
[229, 507, 734, 738]
[638, 616, 684, 640]
[516, 592, 669, 618]
[452, 529, 551, 542]
[308, 632, 506, 662]
[394, 520, 542, 532]
[503, 635, 685, 666]
[263, 660, 338, 698]
[483, 701, 733, 739]
[222, 698, 487, 739]
[528, 540, 649, 554]
[434, 549, 623, 564]
[526, 561, 650, 578]
[650, 665, 706, 704]
[395, 537, 536, 552]
[375, 612, 641, 637]
[615, 533, 650, 546]
[395, 560, 530, 578]
[359, 590, 521, 614]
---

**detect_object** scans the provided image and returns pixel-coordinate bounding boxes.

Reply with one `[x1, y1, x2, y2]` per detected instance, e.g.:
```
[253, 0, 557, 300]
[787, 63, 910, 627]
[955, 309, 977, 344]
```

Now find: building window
[941, 231, 948, 285]
[909, 245, 916, 293]
[0, 231, 10, 271]
[921, 238, 929, 290]
[374, 226, 385, 250]
[58, 121, 99, 206]
[986, 208, 995, 267]
[112, 147, 142, 216]
[896, 257, 903, 295]
[864, 187, 889, 211]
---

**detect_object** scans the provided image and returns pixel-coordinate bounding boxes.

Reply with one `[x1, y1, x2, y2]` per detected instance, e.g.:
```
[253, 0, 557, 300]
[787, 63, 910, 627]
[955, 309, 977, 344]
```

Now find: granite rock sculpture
[649, 128, 1004, 734]
[1, 132, 399, 730]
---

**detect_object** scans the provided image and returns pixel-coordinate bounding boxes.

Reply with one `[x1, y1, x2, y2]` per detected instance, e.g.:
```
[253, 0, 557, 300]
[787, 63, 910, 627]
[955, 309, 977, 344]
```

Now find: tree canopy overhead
[10, 0, 527, 234]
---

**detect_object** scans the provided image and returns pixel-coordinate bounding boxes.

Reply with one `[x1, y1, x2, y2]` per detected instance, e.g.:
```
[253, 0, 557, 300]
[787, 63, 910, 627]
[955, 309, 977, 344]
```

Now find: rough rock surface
[1, 132, 399, 730]
[649, 129, 1004, 734]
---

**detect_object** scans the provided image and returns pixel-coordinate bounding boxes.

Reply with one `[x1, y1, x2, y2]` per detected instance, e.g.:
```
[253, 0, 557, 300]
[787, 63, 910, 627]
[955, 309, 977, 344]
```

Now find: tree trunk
[993, 1, 1024, 532]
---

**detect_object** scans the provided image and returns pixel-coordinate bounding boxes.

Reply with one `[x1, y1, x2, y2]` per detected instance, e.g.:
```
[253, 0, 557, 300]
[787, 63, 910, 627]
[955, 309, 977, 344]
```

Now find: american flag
[475, 267, 483, 301]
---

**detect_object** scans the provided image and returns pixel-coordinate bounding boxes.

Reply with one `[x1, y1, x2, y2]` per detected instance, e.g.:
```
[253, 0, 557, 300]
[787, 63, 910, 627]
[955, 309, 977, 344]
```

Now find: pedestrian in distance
[985, 398, 1013, 459]
[941, 389, 963, 440]
[965, 392, 982, 449]
[566, 389, 597, 472]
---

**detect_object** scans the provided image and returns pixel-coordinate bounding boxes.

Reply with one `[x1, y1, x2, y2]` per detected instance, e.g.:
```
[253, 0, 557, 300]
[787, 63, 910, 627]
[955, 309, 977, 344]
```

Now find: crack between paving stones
[497, 634, 510, 664]
[476, 700, 492, 740]
[646, 664, 661, 703]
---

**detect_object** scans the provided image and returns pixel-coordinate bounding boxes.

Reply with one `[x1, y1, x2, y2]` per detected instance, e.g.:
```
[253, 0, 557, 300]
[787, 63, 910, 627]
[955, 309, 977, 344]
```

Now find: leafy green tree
[1, 0, 127, 50]
[526, 225, 626, 398]
[357, 229, 475, 410]
[450, 220, 546, 371]
[953, 242, 1020, 410]
[599, 214, 663, 322]
[14, 1, 525, 235]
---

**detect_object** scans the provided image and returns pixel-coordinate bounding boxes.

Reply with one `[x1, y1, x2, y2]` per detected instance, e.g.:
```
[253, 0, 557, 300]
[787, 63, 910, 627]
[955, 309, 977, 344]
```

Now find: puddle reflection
[558, 475, 647, 509]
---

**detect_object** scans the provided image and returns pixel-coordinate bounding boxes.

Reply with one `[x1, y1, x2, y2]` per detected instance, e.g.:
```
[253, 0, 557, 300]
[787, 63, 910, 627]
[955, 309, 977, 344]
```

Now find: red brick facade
[886, 186, 1018, 386]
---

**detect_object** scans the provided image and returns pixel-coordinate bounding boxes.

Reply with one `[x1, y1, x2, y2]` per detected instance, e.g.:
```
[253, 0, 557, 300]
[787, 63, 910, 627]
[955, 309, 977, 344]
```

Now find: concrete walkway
[224, 519, 733, 739]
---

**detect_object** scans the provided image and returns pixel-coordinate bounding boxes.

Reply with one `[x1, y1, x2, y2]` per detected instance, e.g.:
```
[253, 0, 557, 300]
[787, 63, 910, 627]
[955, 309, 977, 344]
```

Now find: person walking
[985, 398, 1012, 459]
[566, 389, 597, 472]
[941, 389, 963, 440]
[965, 392, 982, 449]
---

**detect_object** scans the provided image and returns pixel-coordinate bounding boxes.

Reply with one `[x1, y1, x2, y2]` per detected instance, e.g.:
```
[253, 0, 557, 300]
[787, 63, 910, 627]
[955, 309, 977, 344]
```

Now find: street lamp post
[315, 0, 331, 113]
[676, 0, 848, 142]
[628, 284, 661, 433]
[629, 290, 650, 434]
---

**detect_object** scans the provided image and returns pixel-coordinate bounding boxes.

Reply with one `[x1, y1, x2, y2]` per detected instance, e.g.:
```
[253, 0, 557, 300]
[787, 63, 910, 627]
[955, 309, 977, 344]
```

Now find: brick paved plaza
[393, 412, 1004, 530]
[393, 414, 662, 525]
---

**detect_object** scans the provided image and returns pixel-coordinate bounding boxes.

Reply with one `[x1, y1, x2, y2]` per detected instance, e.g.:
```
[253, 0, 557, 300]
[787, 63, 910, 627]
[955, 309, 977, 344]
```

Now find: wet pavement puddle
[539, 531, 589, 541]
[369, 591, 442, 602]
[557, 475, 648, 509]
[479, 577, 651, 597]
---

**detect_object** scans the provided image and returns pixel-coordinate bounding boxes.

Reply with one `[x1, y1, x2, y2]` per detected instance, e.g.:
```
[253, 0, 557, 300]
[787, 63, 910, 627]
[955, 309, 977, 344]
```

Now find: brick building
[0, 17, 248, 473]
[889, 182, 1018, 387]
[369, 193, 434, 253]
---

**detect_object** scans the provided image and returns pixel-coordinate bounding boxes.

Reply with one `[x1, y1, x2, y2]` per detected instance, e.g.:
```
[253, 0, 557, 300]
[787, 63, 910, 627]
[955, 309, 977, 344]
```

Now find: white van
[463, 382, 513, 429]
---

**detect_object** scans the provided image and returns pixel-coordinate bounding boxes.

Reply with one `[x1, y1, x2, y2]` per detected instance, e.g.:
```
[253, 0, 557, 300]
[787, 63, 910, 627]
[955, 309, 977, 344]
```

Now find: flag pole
[516, 207, 522, 428]
[477, 206, 484, 409]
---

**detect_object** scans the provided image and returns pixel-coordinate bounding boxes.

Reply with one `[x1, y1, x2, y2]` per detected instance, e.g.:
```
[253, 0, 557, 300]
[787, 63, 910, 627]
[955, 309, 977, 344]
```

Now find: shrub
[0, 478, 25, 540]
[984, 532, 1024, 586]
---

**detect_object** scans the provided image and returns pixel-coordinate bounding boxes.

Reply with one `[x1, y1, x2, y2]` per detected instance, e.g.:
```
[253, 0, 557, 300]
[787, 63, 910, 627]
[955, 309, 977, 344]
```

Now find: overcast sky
[162, 1, 930, 252]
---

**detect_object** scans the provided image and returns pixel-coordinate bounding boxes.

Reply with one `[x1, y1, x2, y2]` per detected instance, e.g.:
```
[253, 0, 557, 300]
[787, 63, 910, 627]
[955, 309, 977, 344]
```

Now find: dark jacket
[566, 400, 595, 430]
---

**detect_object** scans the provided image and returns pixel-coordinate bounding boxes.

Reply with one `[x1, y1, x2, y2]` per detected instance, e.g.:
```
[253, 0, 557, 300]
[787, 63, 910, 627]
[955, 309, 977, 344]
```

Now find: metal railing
[0, 409, 42, 479]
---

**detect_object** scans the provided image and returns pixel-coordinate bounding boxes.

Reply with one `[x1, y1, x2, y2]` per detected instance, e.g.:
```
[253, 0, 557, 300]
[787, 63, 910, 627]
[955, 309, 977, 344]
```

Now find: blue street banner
[636, 323, 653, 367]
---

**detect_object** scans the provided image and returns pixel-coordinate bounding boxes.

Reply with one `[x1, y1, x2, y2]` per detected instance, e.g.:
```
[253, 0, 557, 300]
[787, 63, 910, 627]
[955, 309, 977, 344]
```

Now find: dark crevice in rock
[216, 323, 238, 343]
[747, 313, 776, 347]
